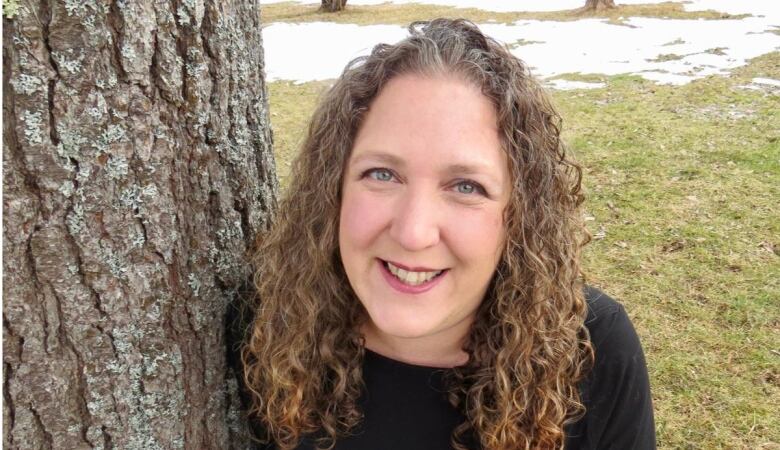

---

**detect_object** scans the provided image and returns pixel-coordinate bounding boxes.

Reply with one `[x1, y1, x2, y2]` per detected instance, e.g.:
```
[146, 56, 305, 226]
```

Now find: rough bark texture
[2, 1, 277, 448]
[321, 0, 348, 13]
[583, 0, 617, 10]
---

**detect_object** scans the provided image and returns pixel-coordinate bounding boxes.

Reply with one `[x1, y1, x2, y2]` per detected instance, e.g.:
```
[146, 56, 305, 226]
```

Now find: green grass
[266, 80, 334, 188]
[262, 1, 745, 26]
[558, 55, 780, 448]
[265, 26, 780, 449]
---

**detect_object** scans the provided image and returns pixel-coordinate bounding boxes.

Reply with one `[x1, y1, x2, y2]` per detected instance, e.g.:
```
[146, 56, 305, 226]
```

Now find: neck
[361, 322, 471, 368]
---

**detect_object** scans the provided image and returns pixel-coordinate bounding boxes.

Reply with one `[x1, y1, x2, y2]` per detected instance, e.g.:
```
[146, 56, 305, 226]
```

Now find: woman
[232, 19, 655, 450]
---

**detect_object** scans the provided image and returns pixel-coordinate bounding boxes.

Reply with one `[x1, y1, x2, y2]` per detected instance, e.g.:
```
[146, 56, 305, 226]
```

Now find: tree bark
[583, 0, 617, 10]
[2, 0, 277, 448]
[321, 0, 348, 13]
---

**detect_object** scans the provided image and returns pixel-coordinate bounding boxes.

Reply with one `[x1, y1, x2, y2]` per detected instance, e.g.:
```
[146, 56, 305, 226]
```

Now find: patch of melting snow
[263, 22, 408, 82]
[264, 16, 780, 87]
[261, 0, 663, 12]
[545, 79, 606, 90]
[737, 77, 780, 93]
[483, 16, 780, 84]
[751, 77, 780, 87]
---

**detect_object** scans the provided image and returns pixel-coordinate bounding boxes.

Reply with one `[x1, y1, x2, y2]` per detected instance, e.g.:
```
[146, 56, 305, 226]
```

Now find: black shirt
[228, 286, 656, 449]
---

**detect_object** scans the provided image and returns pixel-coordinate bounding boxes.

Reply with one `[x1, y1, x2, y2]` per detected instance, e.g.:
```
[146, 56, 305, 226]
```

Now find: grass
[262, 6, 780, 445]
[266, 80, 334, 188]
[262, 1, 745, 26]
[555, 54, 780, 448]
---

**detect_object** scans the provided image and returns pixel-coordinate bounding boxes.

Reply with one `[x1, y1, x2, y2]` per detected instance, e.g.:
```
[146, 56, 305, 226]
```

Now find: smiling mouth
[381, 259, 448, 286]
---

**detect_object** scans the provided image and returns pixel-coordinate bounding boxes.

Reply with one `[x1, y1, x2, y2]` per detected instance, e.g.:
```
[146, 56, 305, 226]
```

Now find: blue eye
[456, 182, 476, 194]
[455, 180, 485, 195]
[368, 168, 394, 182]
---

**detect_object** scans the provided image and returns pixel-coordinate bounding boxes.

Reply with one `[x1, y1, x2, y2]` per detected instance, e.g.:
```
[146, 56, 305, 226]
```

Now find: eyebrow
[446, 163, 493, 178]
[350, 152, 405, 168]
[350, 151, 503, 186]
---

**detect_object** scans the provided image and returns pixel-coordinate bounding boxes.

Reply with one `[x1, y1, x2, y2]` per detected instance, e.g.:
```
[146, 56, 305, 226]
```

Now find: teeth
[386, 261, 442, 286]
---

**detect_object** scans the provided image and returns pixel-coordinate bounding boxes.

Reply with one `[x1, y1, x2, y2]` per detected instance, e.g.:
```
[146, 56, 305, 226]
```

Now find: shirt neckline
[364, 348, 462, 371]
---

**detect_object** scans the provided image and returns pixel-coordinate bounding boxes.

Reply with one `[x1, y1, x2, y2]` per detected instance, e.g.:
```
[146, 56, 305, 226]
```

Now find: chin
[368, 310, 441, 339]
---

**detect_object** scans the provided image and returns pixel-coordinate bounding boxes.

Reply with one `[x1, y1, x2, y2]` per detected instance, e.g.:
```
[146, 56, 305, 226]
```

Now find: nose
[388, 187, 441, 251]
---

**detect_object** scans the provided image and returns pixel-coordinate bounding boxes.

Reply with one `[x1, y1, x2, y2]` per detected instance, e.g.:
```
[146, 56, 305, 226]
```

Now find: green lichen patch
[3, 0, 20, 18]
[118, 183, 159, 216]
[187, 273, 201, 297]
[52, 49, 85, 75]
[93, 124, 128, 154]
[21, 110, 45, 145]
[58, 180, 76, 197]
[11, 74, 45, 95]
[106, 155, 129, 179]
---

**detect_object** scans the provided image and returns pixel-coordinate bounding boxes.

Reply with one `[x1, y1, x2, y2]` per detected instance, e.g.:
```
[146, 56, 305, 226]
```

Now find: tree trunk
[2, 1, 277, 448]
[321, 0, 348, 13]
[583, 0, 617, 10]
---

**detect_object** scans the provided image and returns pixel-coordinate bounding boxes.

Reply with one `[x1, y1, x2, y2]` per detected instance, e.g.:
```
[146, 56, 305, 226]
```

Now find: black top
[227, 286, 656, 449]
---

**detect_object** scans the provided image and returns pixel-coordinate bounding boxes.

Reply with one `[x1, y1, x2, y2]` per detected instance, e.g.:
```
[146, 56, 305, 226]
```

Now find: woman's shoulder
[582, 285, 643, 356]
[583, 284, 623, 324]
[572, 285, 656, 449]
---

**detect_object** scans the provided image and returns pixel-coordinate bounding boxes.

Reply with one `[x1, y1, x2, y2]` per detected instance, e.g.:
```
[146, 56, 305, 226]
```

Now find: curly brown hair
[243, 18, 594, 450]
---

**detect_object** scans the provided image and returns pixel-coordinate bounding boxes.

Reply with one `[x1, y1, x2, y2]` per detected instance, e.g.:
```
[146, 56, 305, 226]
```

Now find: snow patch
[263, 22, 408, 82]
[751, 77, 780, 87]
[263, 16, 780, 86]
[737, 77, 780, 93]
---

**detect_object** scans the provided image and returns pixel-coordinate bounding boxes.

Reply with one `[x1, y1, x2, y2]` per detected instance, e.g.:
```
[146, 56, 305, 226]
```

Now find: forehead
[350, 73, 507, 173]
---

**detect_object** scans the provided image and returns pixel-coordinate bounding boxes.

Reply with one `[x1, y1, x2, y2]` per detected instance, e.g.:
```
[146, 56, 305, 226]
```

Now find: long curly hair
[242, 18, 594, 450]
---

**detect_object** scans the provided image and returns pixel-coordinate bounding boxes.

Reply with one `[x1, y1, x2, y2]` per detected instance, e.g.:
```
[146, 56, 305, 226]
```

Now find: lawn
[263, 5, 780, 448]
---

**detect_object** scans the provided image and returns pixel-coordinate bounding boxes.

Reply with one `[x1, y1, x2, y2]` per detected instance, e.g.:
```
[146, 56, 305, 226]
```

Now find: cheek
[339, 189, 388, 251]
[445, 206, 506, 264]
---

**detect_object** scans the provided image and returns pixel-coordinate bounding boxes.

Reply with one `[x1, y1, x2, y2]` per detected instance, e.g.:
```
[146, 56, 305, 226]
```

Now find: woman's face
[339, 73, 511, 355]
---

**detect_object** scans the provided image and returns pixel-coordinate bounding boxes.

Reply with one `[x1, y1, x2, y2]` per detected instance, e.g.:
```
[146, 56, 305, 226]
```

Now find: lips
[378, 258, 448, 294]
[383, 259, 442, 272]
[385, 261, 442, 285]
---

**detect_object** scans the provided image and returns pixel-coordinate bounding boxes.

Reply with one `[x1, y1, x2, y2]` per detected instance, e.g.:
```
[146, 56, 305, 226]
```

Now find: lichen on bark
[3, 1, 277, 448]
